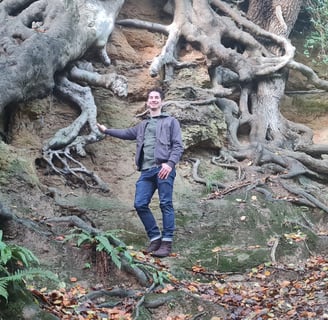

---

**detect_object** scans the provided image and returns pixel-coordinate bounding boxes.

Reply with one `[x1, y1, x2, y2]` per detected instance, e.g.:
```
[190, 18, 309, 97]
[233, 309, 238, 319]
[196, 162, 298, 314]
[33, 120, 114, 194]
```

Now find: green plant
[65, 228, 174, 285]
[83, 262, 91, 269]
[304, 0, 328, 64]
[0, 230, 58, 301]
[136, 263, 172, 286]
[64, 228, 133, 270]
[205, 169, 225, 193]
[151, 269, 171, 286]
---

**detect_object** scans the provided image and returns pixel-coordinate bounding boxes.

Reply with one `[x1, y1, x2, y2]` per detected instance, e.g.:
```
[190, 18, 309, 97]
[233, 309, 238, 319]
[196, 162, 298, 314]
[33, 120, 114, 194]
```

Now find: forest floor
[31, 251, 328, 319]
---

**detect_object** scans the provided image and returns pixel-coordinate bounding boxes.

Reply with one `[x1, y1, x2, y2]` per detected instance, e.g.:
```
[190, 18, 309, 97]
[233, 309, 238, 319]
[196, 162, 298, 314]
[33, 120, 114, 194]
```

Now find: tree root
[41, 59, 128, 190]
[0, 201, 14, 221]
[211, 0, 295, 76]
[42, 73, 112, 191]
[79, 273, 170, 318]
[279, 180, 328, 213]
[118, 0, 294, 83]
[211, 143, 328, 213]
[69, 62, 128, 97]
[133, 282, 156, 318]
[0, 201, 52, 237]
[82, 288, 139, 302]
[283, 219, 318, 236]
[188, 158, 226, 189]
[211, 156, 243, 179]
[288, 60, 328, 91]
[42, 148, 109, 191]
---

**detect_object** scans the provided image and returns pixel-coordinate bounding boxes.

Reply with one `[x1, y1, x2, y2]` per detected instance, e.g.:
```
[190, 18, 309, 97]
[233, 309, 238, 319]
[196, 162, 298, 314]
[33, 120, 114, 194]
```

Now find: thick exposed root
[42, 64, 128, 190]
[200, 144, 328, 213]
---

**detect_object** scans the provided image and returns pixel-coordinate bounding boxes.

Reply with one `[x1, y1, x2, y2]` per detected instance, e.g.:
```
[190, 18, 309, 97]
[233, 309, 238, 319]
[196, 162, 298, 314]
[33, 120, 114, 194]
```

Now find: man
[97, 88, 184, 257]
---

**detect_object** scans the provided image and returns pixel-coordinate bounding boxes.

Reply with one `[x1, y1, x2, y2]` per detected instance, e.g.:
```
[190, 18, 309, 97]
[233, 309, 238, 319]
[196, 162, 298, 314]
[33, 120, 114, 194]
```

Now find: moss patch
[171, 192, 319, 275]
[0, 142, 39, 187]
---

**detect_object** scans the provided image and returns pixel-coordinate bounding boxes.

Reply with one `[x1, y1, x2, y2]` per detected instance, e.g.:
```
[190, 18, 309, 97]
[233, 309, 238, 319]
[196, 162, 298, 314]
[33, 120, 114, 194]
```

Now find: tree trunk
[245, 0, 303, 148]
[0, 0, 124, 114]
[0, 0, 127, 189]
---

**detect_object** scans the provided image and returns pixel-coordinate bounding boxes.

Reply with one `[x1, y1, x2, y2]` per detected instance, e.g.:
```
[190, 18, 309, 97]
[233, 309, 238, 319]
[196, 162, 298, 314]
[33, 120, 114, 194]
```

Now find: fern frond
[0, 240, 6, 251]
[64, 229, 94, 247]
[0, 246, 12, 265]
[3, 268, 58, 283]
[111, 251, 121, 269]
[104, 230, 128, 248]
[122, 249, 133, 264]
[63, 233, 78, 243]
[0, 269, 58, 301]
[0, 280, 9, 301]
[96, 236, 122, 269]
[63, 229, 134, 271]
[11, 246, 39, 267]
[0, 265, 9, 275]
[95, 235, 114, 254]
[77, 233, 93, 247]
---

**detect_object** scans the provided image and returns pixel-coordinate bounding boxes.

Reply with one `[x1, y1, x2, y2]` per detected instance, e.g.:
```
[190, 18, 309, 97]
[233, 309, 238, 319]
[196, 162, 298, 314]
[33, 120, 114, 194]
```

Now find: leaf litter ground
[29, 254, 328, 320]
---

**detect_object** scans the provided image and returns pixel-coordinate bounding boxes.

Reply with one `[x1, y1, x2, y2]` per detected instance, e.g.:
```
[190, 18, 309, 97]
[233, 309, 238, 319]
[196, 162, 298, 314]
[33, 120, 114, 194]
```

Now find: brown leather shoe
[152, 241, 172, 257]
[144, 239, 161, 253]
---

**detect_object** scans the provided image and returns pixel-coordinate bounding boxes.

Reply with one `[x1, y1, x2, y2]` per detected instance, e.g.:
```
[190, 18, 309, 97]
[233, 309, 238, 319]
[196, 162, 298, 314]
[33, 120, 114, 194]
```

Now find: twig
[191, 312, 207, 320]
[133, 282, 156, 320]
[270, 237, 279, 264]
[303, 239, 314, 256]
[0, 202, 51, 237]
[187, 268, 240, 279]
[81, 288, 139, 302]
[284, 219, 317, 236]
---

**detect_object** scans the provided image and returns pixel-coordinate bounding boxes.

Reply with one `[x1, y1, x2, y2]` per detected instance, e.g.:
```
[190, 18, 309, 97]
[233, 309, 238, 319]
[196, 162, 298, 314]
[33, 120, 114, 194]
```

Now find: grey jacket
[104, 114, 184, 170]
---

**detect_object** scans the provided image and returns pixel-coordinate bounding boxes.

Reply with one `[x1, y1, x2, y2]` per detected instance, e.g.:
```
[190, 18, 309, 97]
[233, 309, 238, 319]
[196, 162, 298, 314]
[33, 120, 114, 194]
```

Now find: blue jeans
[134, 166, 176, 242]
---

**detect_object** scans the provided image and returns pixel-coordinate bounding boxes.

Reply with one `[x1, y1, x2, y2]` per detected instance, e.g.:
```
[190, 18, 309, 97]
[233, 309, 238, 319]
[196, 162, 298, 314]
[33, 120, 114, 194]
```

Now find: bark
[247, 0, 302, 37]
[0, 0, 124, 111]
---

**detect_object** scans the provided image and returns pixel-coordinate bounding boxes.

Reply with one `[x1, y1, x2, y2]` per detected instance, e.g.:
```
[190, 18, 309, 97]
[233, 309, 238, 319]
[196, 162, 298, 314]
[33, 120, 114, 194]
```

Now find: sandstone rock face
[167, 102, 226, 150]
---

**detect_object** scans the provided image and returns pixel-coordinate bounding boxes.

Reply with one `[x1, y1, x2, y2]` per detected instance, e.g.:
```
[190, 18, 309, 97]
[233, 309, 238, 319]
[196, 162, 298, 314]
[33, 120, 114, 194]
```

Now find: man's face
[147, 91, 162, 111]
